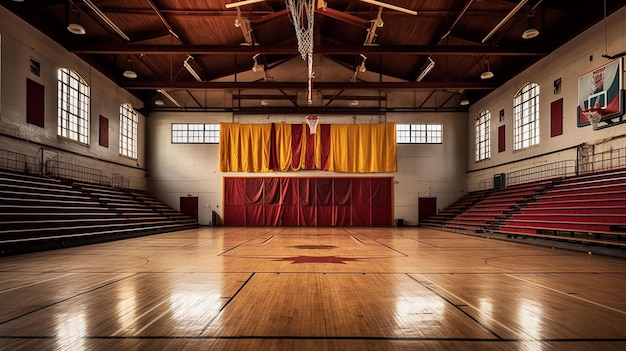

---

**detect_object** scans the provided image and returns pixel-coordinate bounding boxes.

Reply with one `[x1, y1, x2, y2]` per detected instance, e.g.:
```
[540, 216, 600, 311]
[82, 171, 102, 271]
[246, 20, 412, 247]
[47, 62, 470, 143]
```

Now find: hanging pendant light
[67, 8, 86, 35]
[480, 57, 494, 80]
[459, 90, 470, 106]
[522, 13, 539, 39]
[123, 58, 137, 79]
[154, 91, 165, 106]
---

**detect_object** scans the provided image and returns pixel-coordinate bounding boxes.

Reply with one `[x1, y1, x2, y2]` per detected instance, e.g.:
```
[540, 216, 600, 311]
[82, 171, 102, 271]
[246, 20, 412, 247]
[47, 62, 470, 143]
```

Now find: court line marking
[0, 273, 73, 294]
[505, 274, 626, 315]
[218, 229, 281, 256]
[410, 273, 538, 341]
[347, 229, 408, 256]
[0, 273, 137, 326]
[199, 272, 255, 335]
[260, 235, 275, 245]
[111, 298, 174, 337]
[2, 335, 626, 342]
[350, 235, 364, 244]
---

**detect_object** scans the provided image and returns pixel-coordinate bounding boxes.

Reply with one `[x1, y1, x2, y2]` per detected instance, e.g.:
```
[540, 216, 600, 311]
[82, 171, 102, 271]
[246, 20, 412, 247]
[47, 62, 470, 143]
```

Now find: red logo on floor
[275, 256, 359, 264]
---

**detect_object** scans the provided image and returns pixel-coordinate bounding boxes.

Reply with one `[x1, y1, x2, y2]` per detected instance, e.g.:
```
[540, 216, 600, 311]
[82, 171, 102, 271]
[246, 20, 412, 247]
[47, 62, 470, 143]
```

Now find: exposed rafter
[120, 80, 498, 90]
[69, 44, 547, 56]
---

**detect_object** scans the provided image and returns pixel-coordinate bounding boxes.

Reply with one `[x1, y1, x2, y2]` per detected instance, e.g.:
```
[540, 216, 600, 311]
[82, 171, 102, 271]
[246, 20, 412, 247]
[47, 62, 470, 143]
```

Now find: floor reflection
[55, 311, 87, 351]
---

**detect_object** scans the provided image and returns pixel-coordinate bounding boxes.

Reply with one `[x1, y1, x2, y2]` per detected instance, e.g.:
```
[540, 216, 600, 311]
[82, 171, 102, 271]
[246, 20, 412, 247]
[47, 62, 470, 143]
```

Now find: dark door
[180, 196, 198, 220]
[418, 197, 437, 224]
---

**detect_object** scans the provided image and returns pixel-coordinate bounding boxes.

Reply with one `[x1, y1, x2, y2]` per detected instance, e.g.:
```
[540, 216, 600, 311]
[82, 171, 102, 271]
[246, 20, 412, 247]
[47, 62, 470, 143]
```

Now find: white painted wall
[146, 111, 468, 226]
[467, 6, 626, 191]
[0, 6, 147, 189]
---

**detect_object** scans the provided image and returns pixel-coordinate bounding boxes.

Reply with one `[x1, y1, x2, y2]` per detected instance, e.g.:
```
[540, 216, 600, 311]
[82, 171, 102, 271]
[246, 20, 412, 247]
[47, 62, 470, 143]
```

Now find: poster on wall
[577, 58, 624, 129]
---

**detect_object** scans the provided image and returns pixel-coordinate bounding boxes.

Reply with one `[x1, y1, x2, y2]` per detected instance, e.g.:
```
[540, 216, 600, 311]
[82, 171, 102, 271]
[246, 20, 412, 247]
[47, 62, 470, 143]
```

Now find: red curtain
[372, 178, 393, 226]
[223, 177, 393, 226]
[223, 178, 246, 226]
[352, 178, 371, 226]
[281, 178, 299, 226]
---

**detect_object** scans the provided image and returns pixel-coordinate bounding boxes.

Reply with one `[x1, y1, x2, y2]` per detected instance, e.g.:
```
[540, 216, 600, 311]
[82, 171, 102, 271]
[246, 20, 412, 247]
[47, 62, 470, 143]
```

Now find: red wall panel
[551, 98, 564, 137]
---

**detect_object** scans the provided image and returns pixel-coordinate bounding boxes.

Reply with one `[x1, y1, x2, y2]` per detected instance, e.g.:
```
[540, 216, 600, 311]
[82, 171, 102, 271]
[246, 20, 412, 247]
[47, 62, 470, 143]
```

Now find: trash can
[394, 219, 404, 227]
[494, 173, 506, 190]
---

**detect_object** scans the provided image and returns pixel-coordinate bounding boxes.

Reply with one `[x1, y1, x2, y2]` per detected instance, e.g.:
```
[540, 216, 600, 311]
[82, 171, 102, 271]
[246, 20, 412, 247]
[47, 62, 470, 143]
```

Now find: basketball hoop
[305, 115, 319, 134]
[285, 0, 315, 104]
[581, 108, 603, 130]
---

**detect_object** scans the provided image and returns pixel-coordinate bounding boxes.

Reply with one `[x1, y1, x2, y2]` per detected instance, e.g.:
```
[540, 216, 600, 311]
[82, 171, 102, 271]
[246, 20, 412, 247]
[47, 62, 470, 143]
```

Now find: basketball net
[305, 115, 319, 134]
[285, 0, 315, 104]
[581, 108, 603, 130]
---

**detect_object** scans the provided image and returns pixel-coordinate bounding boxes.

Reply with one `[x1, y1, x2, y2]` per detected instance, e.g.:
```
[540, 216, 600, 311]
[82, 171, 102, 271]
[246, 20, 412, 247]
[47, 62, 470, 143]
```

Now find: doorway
[180, 196, 198, 220]
[418, 197, 437, 224]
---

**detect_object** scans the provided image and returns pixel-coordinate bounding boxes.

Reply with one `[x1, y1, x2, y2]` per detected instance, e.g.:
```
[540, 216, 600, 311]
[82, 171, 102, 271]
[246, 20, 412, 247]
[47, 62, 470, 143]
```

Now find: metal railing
[46, 160, 111, 186]
[0, 149, 42, 175]
[581, 147, 626, 175]
[112, 173, 130, 189]
[0, 147, 131, 189]
[506, 160, 577, 186]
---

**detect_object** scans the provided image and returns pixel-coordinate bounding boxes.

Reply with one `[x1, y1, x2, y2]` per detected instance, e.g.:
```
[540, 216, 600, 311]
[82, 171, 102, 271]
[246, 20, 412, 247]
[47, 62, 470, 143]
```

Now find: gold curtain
[274, 123, 293, 171]
[220, 122, 396, 173]
[328, 122, 396, 173]
[219, 123, 271, 172]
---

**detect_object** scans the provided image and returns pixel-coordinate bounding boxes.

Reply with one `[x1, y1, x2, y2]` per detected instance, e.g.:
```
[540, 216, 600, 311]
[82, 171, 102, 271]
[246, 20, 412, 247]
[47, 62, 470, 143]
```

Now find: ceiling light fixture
[233, 7, 253, 45]
[67, 23, 86, 35]
[252, 53, 264, 72]
[522, 13, 539, 39]
[416, 57, 435, 82]
[157, 89, 183, 109]
[360, 0, 417, 15]
[83, 0, 130, 41]
[522, 27, 539, 40]
[459, 91, 469, 106]
[154, 92, 165, 106]
[225, 0, 264, 9]
[480, 57, 494, 80]
[350, 100, 359, 106]
[482, 0, 528, 43]
[358, 54, 367, 73]
[123, 58, 137, 79]
[364, 7, 384, 46]
[184, 55, 203, 82]
[67, 8, 86, 35]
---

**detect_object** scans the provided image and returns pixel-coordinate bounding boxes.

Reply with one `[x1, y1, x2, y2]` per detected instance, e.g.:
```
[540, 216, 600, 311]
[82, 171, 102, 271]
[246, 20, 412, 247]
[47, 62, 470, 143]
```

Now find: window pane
[396, 124, 442, 144]
[119, 103, 138, 159]
[475, 110, 491, 161]
[171, 123, 220, 144]
[513, 83, 540, 151]
[57, 68, 90, 144]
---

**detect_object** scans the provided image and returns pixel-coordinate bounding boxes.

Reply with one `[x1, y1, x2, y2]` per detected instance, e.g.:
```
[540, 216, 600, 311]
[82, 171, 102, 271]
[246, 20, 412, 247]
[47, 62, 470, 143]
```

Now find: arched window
[57, 68, 90, 144]
[119, 103, 138, 159]
[513, 82, 540, 150]
[475, 110, 491, 161]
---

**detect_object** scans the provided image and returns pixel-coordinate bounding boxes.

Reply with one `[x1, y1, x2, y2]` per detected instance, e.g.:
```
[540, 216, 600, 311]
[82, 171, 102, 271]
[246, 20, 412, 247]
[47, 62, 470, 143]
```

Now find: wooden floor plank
[0, 226, 625, 350]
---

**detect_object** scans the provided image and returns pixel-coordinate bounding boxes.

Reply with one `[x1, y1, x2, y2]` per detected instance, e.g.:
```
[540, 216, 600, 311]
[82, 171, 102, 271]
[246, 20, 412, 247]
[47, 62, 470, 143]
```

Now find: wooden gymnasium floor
[1, 227, 626, 351]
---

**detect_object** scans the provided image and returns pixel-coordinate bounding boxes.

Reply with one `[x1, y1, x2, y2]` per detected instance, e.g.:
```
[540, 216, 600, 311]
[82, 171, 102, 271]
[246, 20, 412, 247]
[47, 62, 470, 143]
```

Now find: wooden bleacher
[0, 169, 198, 256]
[419, 189, 491, 227]
[493, 169, 626, 249]
[425, 168, 626, 253]
[441, 180, 555, 232]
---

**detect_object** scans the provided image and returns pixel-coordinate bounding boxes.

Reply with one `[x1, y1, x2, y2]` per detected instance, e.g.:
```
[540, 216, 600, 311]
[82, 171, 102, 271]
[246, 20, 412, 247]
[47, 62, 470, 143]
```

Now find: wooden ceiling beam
[70, 44, 547, 56]
[315, 7, 370, 29]
[120, 80, 498, 90]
